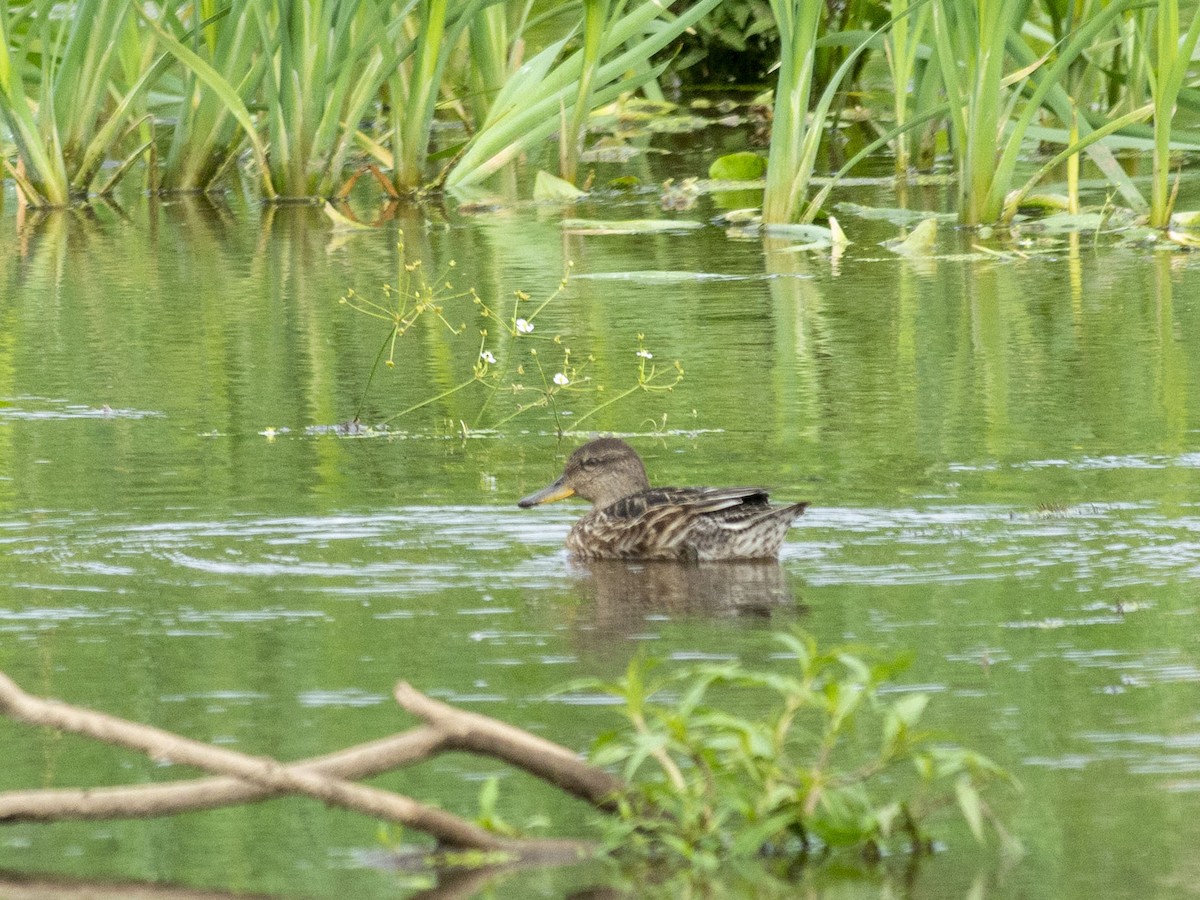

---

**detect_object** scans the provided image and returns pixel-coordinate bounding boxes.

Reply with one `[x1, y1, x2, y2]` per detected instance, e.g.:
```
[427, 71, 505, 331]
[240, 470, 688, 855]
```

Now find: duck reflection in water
[570, 558, 804, 637]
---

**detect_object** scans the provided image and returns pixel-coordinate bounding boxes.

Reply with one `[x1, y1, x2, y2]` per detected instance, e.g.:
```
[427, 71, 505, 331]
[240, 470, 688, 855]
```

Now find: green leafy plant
[339, 232, 684, 434]
[579, 630, 1015, 870]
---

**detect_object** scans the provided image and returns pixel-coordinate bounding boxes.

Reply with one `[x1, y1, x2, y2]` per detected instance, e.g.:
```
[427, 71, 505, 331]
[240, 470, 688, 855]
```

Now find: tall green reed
[559, 0, 610, 185]
[255, 0, 393, 199]
[932, 0, 1139, 225]
[762, 2, 879, 224]
[444, 0, 723, 190]
[0, 0, 160, 206]
[882, 0, 934, 173]
[391, 0, 458, 192]
[154, 4, 266, 193]
[1141, 0, 1200, 227]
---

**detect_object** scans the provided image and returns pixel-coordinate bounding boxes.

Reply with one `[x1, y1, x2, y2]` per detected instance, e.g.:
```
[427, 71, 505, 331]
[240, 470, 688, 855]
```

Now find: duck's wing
[576, 488, 805, 560]
[607, 487, 773, 520]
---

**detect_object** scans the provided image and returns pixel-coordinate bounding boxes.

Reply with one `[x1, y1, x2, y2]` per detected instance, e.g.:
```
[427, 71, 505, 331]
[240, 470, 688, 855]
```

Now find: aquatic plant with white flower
[341, 234, 683, 436]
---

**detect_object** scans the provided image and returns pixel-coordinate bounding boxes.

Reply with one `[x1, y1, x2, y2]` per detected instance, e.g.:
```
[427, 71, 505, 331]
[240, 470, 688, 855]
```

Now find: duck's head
[518, 437, 651, 510]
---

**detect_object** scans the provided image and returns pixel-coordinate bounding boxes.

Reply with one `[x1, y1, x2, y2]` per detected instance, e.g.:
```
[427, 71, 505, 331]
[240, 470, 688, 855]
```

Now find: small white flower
[553, 372, 569, 386]
[480, 350, 496, 364]
[516, 318, 534, 334]
[636, 349, 653, 359]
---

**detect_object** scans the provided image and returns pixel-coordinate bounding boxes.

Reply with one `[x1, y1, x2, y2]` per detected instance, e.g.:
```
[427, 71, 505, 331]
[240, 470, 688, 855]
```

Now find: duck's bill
[517, 478, 575, 508]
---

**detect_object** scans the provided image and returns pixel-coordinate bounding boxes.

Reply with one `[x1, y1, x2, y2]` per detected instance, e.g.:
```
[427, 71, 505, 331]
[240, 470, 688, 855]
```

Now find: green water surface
[1, 171, 1199, 899]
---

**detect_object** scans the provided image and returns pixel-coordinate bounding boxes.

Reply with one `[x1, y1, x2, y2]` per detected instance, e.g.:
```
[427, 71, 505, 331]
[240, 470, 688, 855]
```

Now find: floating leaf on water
[533, 170, 587, 202]
[572, 271, 746, 284]
[887, 218, 939, 256]
[764, 223, 836, 242]
[708, 151, 767, 181]
[1170, 210, 1200, 229]
[1165, 229, 1200, 249]
[1115, 226, 1165, 247]
[323, 202, 375, 230]
[1023, 212, 1114, 234]
[580, 143, 643, 164]
[719, 208, 762, 225]
[597, 97, 677, 117]
[561, 218, 704, 235]
[607, 175, 642, 190]
[1011, 193, 1072, 214]
[645, 115, 710, 134]
[837, 202, 957, 226]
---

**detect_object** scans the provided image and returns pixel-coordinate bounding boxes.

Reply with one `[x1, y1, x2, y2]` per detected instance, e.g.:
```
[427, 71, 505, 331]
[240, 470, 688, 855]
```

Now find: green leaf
[887, 218, 939, 256]
[708, 151, 767, 181]
[561, 218, 705, 235]
[533, 170, 588, 201]
[955, 774, 985, 842]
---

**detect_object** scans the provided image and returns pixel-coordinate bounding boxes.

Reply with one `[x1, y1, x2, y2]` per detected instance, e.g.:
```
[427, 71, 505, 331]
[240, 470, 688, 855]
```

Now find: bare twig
[0, 727, 448, 822]
[0, 672, 614, 864]
[0, 673, 509, 850]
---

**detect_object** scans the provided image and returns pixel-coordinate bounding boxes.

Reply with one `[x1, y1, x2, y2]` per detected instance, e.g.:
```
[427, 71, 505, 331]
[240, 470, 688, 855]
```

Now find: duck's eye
[580, 457, 597, 470]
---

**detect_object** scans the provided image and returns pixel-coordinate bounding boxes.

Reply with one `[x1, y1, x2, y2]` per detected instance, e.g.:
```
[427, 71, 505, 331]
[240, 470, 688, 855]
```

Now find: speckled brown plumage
[517, 437, 808, 561]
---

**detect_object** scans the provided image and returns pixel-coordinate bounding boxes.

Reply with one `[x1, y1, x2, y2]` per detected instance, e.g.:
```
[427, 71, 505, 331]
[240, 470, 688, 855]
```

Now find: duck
[517, 437, 808, 561]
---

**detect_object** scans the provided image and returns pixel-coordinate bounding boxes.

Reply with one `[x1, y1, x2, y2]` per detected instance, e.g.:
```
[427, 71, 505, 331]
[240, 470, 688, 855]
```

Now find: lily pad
[1021, 212, 1116, 235]
[708, 152, 767, 181]
[837, 202, 957, 226]
[1012, 193, 1072, 213]
[561, 218, 705, 235]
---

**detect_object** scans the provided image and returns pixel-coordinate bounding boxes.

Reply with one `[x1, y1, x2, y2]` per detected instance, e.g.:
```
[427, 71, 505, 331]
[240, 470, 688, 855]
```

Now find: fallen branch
[0, 672, 614, 859]
[394, 682, 625, 809]
[0, 673, 505, 849]
[0, 727, 448, 822]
